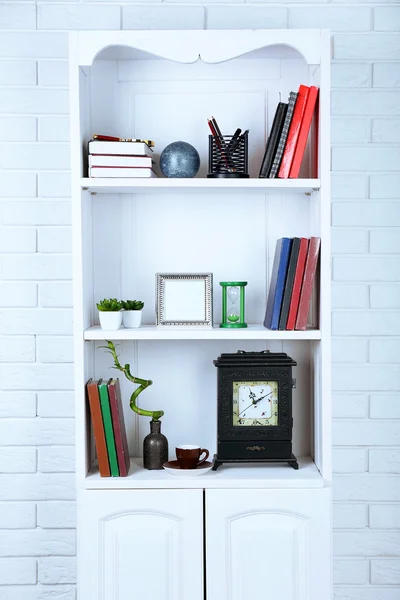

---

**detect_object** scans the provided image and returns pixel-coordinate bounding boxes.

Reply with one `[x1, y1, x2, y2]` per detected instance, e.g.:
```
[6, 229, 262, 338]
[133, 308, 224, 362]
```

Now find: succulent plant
[96, 298, 122, 312]
[122, 300, 144, 311]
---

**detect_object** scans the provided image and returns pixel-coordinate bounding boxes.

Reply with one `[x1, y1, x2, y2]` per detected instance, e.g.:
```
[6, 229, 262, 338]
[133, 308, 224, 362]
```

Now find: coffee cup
[176, 445, 210, 469]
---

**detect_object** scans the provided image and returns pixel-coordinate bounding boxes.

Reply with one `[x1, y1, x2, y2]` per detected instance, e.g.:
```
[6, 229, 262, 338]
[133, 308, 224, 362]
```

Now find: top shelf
[81, 178, 320, 195]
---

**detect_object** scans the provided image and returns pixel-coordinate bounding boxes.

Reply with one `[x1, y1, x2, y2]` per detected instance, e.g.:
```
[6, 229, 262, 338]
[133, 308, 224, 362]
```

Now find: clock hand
[238, 402, 254, 417]
[254, 390, 275, 404]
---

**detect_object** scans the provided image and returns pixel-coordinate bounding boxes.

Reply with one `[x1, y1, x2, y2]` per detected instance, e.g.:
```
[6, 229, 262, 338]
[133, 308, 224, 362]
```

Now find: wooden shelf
[84, 457, 324, 490]
[81, 177, 320, 195]
[84, 325, 322, 341]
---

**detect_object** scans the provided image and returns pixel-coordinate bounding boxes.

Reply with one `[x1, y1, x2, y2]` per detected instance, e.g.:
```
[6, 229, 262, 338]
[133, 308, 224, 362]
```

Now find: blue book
[264, 238, 292, 330]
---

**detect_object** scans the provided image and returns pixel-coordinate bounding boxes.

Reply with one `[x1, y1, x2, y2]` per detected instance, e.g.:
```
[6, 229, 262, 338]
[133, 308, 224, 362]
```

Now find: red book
[295, 237, 321, 331]
[86, 379, 110, 477]
[107, 379, 130, 477]
[278, 85, 309, 179]
[286, 238, 309, 330]
[289, 86, 319, 179]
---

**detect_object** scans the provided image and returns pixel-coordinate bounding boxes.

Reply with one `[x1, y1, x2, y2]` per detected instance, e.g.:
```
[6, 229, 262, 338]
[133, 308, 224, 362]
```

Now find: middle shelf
[84, 325, 322, 341]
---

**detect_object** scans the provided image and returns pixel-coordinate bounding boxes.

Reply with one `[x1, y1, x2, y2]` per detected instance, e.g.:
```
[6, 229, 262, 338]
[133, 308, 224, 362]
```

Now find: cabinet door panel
[78, 490, 203, 600]
[206, 489, 331, 600]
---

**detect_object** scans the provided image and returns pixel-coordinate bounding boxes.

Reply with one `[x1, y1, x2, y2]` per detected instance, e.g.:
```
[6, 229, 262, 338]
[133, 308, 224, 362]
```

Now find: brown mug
[176, 445, 210, 469]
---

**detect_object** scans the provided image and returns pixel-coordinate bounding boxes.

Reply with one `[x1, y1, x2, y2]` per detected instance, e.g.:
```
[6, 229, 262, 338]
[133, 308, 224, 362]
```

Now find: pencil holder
[207, 132, 249, 178]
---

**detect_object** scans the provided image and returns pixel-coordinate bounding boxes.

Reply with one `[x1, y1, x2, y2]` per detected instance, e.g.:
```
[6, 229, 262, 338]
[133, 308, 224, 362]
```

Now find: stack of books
[259, 85, 319, 179]
[86, 378, 130, 477]
[264, 237, 321, 331]
[88, 135, 156, 178]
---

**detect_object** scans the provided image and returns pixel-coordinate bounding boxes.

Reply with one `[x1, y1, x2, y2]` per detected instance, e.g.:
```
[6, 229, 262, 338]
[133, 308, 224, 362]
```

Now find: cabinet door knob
[246, 445, 265, 452]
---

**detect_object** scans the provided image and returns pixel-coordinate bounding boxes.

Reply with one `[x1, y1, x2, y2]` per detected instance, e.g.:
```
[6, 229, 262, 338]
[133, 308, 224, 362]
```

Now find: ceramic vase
[143, 420, 168, 470]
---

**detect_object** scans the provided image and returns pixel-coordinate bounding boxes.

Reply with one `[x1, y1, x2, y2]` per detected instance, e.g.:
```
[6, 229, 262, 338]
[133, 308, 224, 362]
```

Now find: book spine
[115, 379, 130, 475]
[107, 380, 127, 477]
[98, 380, 119, 477]
[269, 92, 298, 179]
[286, 238, 309, 330]
[295, 237, 321, 331]
[264, 238, 284, 328]
[278, 238, 301, 330]
[289, 86, 319, 179]
[86, 379, 110, 477]
[270, 238, 292, 330]
[259, 103, 287, 178]
[278, 85, 310, 179]
[108, 379, 130, 477]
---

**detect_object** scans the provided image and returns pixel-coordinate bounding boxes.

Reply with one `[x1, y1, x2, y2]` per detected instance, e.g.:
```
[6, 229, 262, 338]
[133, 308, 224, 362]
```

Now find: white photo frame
[156, 273, 213, 328]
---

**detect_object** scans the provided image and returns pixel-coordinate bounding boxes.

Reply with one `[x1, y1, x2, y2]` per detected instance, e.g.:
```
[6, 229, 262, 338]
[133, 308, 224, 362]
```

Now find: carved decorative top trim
[75, 30, 323, 67]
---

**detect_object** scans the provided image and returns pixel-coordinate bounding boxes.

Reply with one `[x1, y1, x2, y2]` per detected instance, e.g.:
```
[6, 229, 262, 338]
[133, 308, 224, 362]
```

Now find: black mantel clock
[212, 350, 298, 470]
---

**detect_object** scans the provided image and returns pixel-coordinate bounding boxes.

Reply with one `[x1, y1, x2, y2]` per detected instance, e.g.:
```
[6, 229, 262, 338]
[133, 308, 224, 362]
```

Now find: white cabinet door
[78, 489, 203, 600]
[206, 488, 331, 600]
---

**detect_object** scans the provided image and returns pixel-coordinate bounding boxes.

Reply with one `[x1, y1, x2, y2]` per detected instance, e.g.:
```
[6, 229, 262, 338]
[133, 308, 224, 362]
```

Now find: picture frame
[156, 273, 213, 328]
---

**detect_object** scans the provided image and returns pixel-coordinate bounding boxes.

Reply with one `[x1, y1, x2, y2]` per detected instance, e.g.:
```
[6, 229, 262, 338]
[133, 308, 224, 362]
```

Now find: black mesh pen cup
[207, 132, 249, 178]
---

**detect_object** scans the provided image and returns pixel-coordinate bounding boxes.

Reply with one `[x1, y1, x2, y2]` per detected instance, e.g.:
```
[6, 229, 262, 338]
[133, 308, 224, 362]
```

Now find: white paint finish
[81, 177, 320, 194]
[0, 558, 37, 585]
[85, 324, 321, 340]
[332, 394, 367, 418]
[77, 30, 324, 66]
[85, 457, 322, 490]
[0, 173, 36, 198]
[0, 116, 37, 141]
[369, 504, 400, 529]
[206, 488, 331, 600]
[37, 391, 74, 417]
[78, 489, 203, 600]
[38, 4, 121, 31]
[0, 283, 38, 308]
[0, 60, 37, 85]
[370, 394, 400, 419]
[66, 28, 332, 600]
[0, 392, 36, 417]
[0, 503, 36, 529]
[39, 117, 70, 142]
[333, 503, 367, 529]
[37, 501, 76, 529]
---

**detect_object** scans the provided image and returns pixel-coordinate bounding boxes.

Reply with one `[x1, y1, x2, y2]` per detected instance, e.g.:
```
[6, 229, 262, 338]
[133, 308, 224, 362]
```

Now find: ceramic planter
[99, 311, 122, 330]
[122, 310, 142, 329]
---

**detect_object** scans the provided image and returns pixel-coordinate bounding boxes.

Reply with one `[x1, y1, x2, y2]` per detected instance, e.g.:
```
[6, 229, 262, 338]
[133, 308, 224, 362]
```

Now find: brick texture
[0, 3, 398, 600]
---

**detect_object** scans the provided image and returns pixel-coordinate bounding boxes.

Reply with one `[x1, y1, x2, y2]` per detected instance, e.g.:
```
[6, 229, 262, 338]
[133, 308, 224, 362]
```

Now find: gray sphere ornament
[160, 141, 200, 178]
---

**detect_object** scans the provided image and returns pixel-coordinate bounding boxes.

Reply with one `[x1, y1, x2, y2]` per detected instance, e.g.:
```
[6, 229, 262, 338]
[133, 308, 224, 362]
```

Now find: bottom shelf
[84, 457, 324, 489]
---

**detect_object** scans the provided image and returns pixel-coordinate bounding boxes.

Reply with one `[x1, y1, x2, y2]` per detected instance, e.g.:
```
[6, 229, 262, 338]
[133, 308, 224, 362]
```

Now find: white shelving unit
[71, 29, 331, 600]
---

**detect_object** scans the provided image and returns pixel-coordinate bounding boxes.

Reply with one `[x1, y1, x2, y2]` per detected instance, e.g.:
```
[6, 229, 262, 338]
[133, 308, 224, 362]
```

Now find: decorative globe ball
[160, 141, 200, 178]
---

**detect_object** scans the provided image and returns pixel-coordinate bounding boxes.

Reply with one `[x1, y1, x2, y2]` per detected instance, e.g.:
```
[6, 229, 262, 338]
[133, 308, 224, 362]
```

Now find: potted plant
[121, 300, 144, 329]
[96, 298, 123, 330]
[101, 341, 167, 470]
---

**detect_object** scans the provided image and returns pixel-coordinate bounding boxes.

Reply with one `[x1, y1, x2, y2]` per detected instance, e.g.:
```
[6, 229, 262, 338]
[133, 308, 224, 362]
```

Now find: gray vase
[143, 420, 168, 470]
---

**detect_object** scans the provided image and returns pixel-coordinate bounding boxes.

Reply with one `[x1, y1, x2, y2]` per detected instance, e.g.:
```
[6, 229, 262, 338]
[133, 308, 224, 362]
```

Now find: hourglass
[220, 282, 247, 328]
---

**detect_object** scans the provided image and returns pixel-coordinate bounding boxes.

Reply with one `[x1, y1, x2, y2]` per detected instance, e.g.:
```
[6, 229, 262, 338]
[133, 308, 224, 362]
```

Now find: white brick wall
[0, 3, 398, 599]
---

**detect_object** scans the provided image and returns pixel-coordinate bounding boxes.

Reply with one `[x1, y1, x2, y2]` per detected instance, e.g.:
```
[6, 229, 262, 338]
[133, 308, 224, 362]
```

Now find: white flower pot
[122, 310, 142, 329]
[99, 311, 122, 330]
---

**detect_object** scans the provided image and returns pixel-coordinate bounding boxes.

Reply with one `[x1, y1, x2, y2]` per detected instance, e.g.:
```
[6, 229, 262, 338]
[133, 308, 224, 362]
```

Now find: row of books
[259, 85, 319, 179]
[264, 237, 320, 331]
[86, 378, 130, 477]
[88, 137, 157, 178]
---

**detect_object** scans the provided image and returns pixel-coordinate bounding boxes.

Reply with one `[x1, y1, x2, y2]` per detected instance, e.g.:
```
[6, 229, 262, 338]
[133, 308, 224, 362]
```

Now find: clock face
[232, 381, 279, 427]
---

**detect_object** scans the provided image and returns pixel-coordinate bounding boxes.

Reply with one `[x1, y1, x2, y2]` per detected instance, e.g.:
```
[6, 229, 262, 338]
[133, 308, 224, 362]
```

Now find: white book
[89, 167, 157, 178]
[88, 140, 153, 157]
[89, 154, 153, 168]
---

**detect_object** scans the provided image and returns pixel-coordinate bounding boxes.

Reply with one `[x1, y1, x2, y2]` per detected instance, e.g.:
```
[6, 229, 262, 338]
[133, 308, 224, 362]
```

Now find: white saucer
[163, 460, 213, 477]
